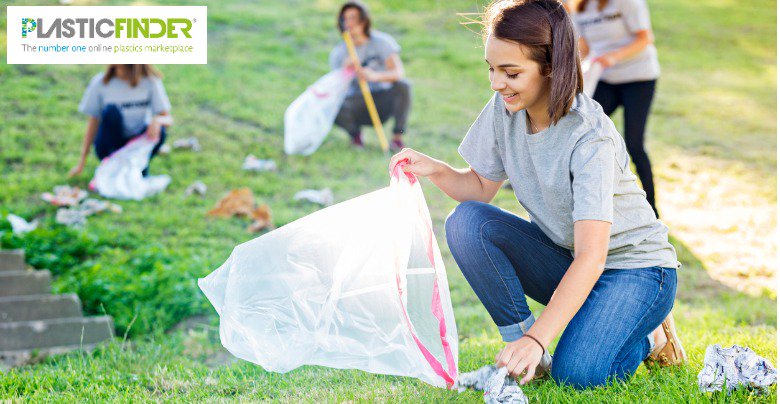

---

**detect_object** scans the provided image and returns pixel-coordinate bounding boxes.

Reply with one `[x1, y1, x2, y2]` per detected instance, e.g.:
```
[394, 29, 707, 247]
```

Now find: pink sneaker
[390, 139, 405, 152]
[351, 133, 364, 149]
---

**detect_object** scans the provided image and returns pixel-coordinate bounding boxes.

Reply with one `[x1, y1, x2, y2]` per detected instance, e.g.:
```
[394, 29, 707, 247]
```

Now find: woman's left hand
[496, 336, 545, 385]
[594, 52, 619, 68]
[357, 67, 379, 82]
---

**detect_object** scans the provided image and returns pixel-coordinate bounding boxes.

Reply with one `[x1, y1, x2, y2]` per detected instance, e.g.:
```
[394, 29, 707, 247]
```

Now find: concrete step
[0, 250, 26, 272]
[0, 270, 51, 297]
[0, 316, 114, 351]
[0, 343, 105, 369]
[0, 294, 82, 322]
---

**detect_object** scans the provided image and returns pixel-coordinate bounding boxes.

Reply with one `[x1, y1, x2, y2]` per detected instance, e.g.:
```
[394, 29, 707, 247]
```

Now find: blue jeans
[93, 104, 167, 176]
[445, 201, 677, 389]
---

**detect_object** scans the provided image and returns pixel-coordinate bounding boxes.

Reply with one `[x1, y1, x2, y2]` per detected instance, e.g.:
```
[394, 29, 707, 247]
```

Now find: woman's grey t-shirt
[458, 92, 678, 270]
[573, 0, 660, 84]
[79, 72, 171, 138]
[329, 30, 401, 96]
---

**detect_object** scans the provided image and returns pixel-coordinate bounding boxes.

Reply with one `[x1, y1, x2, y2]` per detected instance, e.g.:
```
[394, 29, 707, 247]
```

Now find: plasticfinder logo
[21, 17, 193, 39]
[9, 6, 207, 64]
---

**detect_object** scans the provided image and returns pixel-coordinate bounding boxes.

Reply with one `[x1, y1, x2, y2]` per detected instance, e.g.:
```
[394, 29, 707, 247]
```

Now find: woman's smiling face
[485, 34, 549, 114]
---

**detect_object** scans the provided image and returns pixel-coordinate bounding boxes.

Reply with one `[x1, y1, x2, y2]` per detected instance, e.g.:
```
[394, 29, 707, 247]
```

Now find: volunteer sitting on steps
[390, 0, 685, 389]
[69, 64, 172, 178]
[330, 1, 411, 151]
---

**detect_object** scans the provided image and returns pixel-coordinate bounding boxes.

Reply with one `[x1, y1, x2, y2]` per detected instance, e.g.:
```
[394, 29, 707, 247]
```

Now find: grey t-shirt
[329, 30, 401, 96]
[458, 92, 678, 270]
[573, 0, 660, 84]
[79, 72, 171, 138]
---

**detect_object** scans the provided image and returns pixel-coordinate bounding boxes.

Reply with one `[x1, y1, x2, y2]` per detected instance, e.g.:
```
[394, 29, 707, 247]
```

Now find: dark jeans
[592, 79, 658, 217]
[445, 201, 677, 389]
[93, 104, 166, 176]
[334, 79, 411, 138]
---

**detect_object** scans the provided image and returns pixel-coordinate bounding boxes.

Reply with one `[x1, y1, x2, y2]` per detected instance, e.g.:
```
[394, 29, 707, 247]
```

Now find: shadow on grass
[670, 234, 776, 327]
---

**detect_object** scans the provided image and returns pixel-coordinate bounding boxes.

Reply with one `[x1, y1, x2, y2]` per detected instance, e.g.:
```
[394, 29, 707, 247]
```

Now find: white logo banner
[7, 6, 207, 64]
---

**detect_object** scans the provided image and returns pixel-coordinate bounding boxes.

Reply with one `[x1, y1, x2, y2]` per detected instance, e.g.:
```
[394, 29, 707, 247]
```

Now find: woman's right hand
[389, 148, 443, 178]
[68, 162, 85, 178]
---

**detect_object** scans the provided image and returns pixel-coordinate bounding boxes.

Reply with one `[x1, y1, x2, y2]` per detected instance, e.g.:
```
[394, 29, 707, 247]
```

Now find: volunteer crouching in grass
[330, 1, 411, 151]
[390, 0, 685, 389]
[69, 64, 172, 178]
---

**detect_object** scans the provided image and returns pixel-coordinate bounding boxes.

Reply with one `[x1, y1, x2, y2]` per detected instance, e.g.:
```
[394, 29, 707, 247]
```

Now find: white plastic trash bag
[198, 162, 459, 388]
[582, 58, 604, 98]
[284, 68, 355, 156]
[90, 136, 170, 200]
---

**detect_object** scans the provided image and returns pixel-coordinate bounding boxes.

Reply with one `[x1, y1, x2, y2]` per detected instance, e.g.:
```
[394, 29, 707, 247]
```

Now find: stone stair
[0, 249, 114, 367]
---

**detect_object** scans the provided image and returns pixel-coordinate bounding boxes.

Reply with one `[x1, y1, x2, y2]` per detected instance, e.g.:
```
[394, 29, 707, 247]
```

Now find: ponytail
[543, 1, 583, 122]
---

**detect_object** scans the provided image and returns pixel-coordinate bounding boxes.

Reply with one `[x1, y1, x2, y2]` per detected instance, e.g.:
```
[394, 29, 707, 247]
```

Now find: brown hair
[102, 65, 162, 87]
[337, 1, 372, 36]
[574, 0, 609, 13]
[482, 0, 583, 124]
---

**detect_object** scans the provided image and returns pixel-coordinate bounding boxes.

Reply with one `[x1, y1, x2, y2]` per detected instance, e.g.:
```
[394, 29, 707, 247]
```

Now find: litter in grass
[207, 188, 273, 233]
[698, 344, 776, 394]
[185, 181, 208, 197]
[6, 214, 38, 235]
[41, 185, 88, 207]
[456, 365, 528, 404]
[294, 188, 334, 206]
[55, 198, 122, 228]
[172, 137, 201, 152]
[242, 155, 277, 172]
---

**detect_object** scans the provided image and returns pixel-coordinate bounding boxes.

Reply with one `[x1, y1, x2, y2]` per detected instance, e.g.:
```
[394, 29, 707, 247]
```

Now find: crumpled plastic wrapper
[56, 208, 88, 227]
[242, 155, 277, 172]
[41, 185, 88, 207]
[185, 181, 208, 197]
[698, 344, 777, 394]
[294, 188, 334, 206]
[80, 198, 122, 215]
[172, 137, 201, 152]
[6, 214, 38, 235]
[456, 366, 528, 404]
[55, 198, 122, 227]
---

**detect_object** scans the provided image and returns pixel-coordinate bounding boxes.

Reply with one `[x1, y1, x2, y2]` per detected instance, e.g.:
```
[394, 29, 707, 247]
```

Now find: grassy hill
[0, 0, 776, 401]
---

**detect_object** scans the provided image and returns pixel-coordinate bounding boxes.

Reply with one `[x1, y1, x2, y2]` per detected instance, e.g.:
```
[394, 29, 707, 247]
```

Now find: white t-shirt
[329, 30, 401, 96]
[573, 0, 660, 84]
[79, 72, 171, 138]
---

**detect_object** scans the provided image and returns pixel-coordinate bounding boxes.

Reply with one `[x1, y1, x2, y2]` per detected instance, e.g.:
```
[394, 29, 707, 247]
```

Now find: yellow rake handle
[342, 31, 389, 152]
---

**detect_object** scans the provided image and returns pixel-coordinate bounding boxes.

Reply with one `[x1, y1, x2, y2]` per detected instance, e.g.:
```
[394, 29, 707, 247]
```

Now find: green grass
[0, 0, 776, 401]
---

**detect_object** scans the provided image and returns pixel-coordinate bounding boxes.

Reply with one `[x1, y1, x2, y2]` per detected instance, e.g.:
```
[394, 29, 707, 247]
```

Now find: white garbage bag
[284, 68, 355, 156]
[198, 162, 459, 388]
[89, 136, 170, 200]
[582, 58, 604, 98]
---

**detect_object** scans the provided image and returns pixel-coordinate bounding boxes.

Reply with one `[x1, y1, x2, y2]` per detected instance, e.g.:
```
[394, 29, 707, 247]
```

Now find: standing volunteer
[572, 0, 661, 216]
[390, 0, 685, 389]
[69, 64, 172, 178]
[329, 1, 411, 151]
